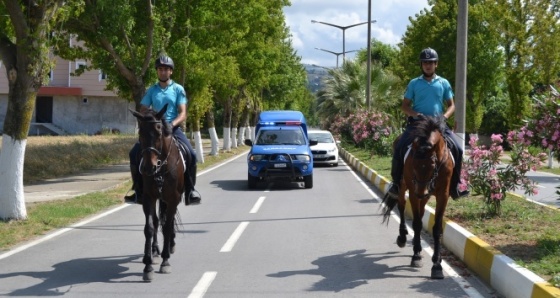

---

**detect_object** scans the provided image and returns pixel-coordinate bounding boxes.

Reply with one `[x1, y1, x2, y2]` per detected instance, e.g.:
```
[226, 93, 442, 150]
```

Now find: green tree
[0, 0, 68, 220]
[53, 0, 179, 108]
[316, 59, 401, 128]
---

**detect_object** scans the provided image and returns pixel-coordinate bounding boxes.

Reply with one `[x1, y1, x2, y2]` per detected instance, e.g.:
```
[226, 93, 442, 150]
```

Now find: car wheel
[304, 174, 313, 189]
[248, 174, 258, 189]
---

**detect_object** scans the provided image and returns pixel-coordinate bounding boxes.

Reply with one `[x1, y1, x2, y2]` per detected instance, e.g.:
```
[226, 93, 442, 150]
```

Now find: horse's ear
[130, 108, 142, 119]
[156, 104, 168, 120]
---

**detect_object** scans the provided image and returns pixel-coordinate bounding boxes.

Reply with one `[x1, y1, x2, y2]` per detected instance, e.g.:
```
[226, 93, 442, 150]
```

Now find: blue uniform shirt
[140, 80, 188, 124]
[404, 75, 453, 117]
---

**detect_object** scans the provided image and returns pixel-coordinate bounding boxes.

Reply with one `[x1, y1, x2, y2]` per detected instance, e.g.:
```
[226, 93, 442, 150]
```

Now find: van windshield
[256, 130, 305, 145]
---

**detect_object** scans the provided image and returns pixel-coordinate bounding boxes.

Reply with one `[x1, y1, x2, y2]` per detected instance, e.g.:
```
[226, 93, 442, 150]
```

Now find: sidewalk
[24, 164, 131, 204]
[23, 138, 224, 204]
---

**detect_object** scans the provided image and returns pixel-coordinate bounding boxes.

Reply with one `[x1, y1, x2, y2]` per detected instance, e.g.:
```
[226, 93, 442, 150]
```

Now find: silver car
[308, 130, 339, 166]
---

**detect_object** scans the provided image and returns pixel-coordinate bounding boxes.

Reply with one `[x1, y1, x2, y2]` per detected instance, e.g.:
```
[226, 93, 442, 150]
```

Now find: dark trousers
[390, 120, 464, 189]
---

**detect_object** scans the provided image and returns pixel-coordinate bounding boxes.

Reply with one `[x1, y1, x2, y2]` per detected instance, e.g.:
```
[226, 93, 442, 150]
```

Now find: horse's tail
[380, 192, 398, 226]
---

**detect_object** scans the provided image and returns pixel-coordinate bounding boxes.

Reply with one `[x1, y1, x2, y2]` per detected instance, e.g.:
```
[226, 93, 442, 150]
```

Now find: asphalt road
[0, 155, 498, 297]
[515, 170, 560, 208]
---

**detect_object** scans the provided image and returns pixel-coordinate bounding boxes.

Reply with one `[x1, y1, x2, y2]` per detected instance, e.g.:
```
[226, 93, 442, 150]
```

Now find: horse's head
[409, 115, 447, 199]
[130, 104, 173, 176]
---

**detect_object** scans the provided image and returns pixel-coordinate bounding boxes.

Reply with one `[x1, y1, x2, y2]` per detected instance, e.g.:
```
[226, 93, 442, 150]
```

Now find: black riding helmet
[155, 55, 174, 70]
[419, 48, 438, 62]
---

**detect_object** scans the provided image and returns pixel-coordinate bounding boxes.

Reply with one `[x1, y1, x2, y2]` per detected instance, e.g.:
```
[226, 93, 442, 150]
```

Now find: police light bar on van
[258, 121, 302, 126]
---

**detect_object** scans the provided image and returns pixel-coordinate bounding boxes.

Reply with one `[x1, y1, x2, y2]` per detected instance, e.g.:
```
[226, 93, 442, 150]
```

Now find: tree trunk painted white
[208, 127, 219, 156]
[238, 126, 246, 145]
[231, 127, 238, 148]
[249, 126, 256, 141]
[192, 130, 204, 164]
[222, 127, 232, 152]
[0, 136, 28, 220]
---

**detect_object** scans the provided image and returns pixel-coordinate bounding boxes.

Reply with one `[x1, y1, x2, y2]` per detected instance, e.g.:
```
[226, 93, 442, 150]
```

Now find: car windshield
[256, 130, 305, 145]
[309, 133, 334, 143]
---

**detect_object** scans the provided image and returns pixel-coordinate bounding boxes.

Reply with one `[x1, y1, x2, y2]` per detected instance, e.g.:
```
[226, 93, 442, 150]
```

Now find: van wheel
[248, 174, 258, 189]
[304, 174, 313, 189]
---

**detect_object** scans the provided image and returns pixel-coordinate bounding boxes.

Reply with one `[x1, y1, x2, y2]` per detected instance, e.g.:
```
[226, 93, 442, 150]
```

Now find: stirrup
[184, 190, 201, 206]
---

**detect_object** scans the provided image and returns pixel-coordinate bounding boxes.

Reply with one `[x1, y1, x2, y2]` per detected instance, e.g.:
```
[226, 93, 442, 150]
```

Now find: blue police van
[244, 111, 317, 189]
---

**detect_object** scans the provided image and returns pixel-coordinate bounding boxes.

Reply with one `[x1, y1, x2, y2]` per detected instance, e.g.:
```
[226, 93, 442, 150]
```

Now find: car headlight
[249, 154, 265, 161]
[294, 155, 311, 162]
[327, 148, 337, 153]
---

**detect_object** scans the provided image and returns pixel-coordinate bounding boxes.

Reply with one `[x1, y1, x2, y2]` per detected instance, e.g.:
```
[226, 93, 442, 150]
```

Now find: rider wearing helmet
[126, 55, 201, 205]
[385, 48, 469, 200]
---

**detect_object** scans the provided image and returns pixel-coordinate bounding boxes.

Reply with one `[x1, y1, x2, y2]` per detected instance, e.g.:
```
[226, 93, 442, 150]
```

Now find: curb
[339, 148, 560, 298]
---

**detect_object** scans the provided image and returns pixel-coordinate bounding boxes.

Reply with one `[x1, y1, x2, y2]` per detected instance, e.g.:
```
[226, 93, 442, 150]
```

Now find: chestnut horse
[381, 115, 453, 279]
[130, 104, 187, 282]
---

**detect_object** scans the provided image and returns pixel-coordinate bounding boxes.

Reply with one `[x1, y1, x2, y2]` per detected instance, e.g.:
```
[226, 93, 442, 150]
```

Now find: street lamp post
[311, 19, 376, 63]
[314, 48, 358, 68]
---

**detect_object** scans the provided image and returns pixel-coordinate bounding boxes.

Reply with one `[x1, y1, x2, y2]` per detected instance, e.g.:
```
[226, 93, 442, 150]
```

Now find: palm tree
[316, 59, 403, 126]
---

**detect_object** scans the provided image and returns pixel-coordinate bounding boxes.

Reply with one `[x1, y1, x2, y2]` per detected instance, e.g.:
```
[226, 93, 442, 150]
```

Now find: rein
[138, 119, 182, 196]
[411, 134, 450, 199]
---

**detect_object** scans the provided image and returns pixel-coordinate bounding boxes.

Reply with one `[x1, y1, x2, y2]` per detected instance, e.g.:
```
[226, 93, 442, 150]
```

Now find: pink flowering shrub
[522, 91, 560, 160]
[327, 109, 395, 156]
[462, 133, 547, 215]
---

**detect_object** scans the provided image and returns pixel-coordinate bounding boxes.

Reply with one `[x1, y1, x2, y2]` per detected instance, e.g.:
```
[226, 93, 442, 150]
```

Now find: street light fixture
[311, 19, 376, 63]
[314, 48, 358, 68]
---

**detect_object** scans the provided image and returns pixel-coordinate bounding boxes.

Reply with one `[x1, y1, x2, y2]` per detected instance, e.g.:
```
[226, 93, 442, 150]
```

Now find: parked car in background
[308, 129, 339, 167]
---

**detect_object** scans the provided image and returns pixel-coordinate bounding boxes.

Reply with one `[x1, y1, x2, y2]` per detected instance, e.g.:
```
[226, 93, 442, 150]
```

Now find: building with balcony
[0, 55, 136, 136]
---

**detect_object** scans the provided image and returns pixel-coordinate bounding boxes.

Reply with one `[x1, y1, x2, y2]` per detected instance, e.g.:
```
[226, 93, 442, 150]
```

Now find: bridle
[411, 134, 450, 199]
[138, 118, 181, 195]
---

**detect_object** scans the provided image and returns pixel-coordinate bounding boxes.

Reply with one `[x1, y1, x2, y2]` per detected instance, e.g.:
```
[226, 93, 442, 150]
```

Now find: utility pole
[455, 0, 468, 149]
[366, 0, 372, 109]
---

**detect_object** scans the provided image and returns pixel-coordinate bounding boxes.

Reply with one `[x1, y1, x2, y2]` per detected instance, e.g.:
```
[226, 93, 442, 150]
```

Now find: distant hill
[303, 64, 331, 93]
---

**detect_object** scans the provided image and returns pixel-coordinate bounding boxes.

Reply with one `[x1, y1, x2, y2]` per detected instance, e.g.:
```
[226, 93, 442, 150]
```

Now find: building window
[99, 70, 108, 81]
[75, 61, 87, 70]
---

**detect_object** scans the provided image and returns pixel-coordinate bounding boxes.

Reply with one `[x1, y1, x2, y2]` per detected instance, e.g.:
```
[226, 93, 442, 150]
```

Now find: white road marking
[0, 204, 129, 260]
[188, 271, 217, 298]
[250, 196, 266, 213]
[220, 221, 250, 252]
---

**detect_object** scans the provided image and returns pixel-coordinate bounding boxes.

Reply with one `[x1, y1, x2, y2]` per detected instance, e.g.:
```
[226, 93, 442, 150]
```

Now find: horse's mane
[141, 109, 173, 136]
[409, 115, 446, 157]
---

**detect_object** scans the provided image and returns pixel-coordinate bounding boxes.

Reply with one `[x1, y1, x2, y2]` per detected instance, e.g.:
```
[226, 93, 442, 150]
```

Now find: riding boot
[387, 151, 404, 199]
[449, 157, 470, 200]
[184, 162, 201, 206]
[125, 164, 143, 204]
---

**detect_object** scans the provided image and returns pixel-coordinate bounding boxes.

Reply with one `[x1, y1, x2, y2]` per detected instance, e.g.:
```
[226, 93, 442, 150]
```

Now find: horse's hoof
[143, 271, 154, 281]
[396, 235, 406, 248]
[411, 255, 423, 267]
[160, 265, 172, 274]
[152, 255, 161, 265]
[431, 264, 444, 279]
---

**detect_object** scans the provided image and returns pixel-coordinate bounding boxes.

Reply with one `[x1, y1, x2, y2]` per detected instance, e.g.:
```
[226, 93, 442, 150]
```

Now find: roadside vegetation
[341, 141, 560, 287]
[0, 134, 247, 252]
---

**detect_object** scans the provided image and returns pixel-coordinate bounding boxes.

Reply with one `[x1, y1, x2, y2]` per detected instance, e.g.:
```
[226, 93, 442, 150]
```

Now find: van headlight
[294, 155, 311, 162]
[249, 154, 265, 161]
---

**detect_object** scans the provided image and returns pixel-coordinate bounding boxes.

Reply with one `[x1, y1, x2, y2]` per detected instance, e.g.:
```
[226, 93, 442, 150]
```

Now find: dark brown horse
[130, 104, 187, 282]
[381, 115, 453, 279]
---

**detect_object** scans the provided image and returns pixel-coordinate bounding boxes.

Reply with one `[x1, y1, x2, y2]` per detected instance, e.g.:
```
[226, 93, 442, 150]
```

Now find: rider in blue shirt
[126, 55, 201, 205]
[386, 48, 470, 200]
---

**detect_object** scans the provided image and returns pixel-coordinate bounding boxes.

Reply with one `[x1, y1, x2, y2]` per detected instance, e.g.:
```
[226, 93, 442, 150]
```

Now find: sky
[283, 0, 430, 68]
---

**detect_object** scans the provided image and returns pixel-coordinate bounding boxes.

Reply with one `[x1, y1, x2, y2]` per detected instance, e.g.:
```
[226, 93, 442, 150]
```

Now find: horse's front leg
[396, 197, 408, 248]
[160, 204, 177, 274]
[410, 198, 427, 268]
[151, 203, 161, 264]
[430, 194, 448, 279]
[142, 201, 157, 281]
